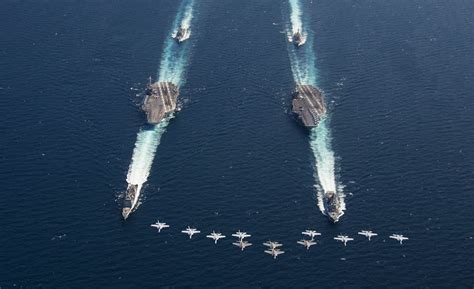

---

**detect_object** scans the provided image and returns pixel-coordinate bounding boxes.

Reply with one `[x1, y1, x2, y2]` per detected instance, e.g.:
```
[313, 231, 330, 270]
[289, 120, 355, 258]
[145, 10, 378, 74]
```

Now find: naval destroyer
[122, 184, 139, 219]
[323, 191, 343, 222]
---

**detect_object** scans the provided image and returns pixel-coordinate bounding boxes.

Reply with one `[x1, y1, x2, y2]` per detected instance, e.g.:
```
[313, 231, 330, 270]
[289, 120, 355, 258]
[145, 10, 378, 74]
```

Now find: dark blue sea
[1, 0, 473, 288]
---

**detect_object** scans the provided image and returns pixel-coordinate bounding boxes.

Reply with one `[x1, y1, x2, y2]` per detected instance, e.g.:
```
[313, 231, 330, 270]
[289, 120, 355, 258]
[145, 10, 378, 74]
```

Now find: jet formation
[232, 230, 252, 251]
[150, 222, 409, 258]
[263, 241, 285, 259]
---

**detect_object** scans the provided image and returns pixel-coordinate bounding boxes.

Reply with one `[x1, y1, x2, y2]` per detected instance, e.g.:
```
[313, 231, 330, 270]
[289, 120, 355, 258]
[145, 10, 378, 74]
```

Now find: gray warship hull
[122, 184, 138, 219]
[323, 191, 343, 222]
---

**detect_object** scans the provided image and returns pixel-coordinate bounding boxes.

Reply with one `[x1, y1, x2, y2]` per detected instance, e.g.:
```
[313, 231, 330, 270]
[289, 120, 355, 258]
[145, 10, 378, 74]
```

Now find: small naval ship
[142, 80, 180, 124]
[122, 184, 139, 219]
[292, 30, 305, 47]
[291, 84, 326, 128]
[323, 191, 343, 222]
[173, 26, 190, 43]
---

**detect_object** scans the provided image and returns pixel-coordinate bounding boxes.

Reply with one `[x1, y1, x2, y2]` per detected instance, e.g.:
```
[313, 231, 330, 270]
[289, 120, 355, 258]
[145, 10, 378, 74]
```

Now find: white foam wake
[180, 2, 194, 29]
[310, 117, 344, 217]
[310, 118, 336, 193]
[160, 0, 195, 86]
[125, 0, 196, 213]
[126, 117, 172, 186]
[285, 0, 345, 218]
[289, 0, 303, 34]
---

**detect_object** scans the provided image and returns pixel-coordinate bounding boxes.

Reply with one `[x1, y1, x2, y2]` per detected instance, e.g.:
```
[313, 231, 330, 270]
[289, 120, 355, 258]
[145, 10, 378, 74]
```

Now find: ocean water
[0, 0, 473, 288]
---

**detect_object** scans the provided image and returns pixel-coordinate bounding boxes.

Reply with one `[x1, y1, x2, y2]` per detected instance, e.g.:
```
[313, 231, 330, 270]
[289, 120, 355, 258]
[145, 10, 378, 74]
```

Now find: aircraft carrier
[142, 81, 180, 124]
[323, 191, 343, 222]
[291, 84, 326, 128]
[122, 184, 139, 219]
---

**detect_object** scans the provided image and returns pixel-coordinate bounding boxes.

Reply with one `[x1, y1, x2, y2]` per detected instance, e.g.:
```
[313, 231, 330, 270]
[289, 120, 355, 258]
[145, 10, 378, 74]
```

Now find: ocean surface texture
[0, 0, 473, 288]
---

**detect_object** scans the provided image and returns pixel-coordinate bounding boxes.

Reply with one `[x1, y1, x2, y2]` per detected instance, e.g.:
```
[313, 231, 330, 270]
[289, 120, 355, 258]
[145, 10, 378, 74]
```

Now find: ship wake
[124, 0, 196, 218]
[161, 0, 195, 86]
[285, 0, 345, 221]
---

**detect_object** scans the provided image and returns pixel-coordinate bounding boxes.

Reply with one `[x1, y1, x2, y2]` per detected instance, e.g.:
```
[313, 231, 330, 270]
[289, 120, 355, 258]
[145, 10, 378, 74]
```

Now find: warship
[142, 81, 179, 124]
[122, 184, 139, 220]
[323, 191, 343, 222]
[292, 30, 305, 47]
[173, 26, 190, 43]
[291, 84, 326, 128]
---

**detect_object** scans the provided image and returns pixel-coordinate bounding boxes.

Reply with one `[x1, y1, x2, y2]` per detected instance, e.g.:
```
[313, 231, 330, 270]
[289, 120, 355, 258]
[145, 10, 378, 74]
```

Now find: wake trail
[124, 0, 196, 216]
[126, 118, 172, 186]
[289, 0, 303, 34]
[285, 0, 345, 220]
[160, 0, 195, 85]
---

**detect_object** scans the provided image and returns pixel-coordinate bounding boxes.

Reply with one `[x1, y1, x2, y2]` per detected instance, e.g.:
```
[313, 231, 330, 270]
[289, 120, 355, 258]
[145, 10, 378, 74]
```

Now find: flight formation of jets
[231, 230, 253, 251]
[150, 221, 409, 258]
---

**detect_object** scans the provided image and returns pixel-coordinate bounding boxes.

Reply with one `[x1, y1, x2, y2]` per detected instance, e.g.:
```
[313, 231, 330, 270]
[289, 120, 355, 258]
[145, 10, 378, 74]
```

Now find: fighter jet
[181, 226, 200, 239]
[358, 230, 378, 241]
[232, 230, 251, 240]
[265, 249, 285, 259]
[334, 235, 354, 246]
[389, 234, 409, 244]
[232, 240, 252, 251]
[302, 230, 322, 240]
[297, 239, 317, 250]
[150, 221, 169, 233]
[263, 241, 283, 250]
[206, 231, 226, 244]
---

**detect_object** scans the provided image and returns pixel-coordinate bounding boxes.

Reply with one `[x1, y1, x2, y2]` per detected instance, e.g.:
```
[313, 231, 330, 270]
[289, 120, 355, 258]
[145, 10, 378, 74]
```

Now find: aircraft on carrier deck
[358, 230, 378, 241]
[334, 235, 354, 246]
[263, 241, 283, 250]
[390, 234, 409, 244]
[265, 248, 285, 259]
[232, 230, 251, 240]
[181, 227, 200, 239]
[173, 25, 190, 43]
[233, 240, 252, 251]
[150, 221, 170, 232]
[206, 231, 226, 244]
[297, 239, 317, 250]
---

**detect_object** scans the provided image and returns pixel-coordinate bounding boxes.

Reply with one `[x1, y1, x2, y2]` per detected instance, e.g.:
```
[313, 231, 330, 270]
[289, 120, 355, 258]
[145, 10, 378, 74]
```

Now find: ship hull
[323, 191, 343, 222]
[122, 184, 139, 219]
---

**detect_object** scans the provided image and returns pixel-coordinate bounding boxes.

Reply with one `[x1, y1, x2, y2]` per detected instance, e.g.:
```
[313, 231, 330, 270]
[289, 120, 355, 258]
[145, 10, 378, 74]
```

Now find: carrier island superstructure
[122, 81, 180, 219]
[291, 84, 343, 222]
